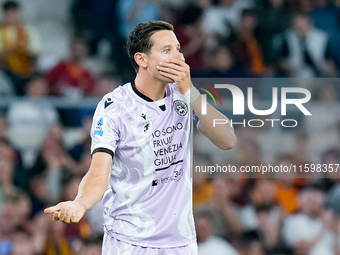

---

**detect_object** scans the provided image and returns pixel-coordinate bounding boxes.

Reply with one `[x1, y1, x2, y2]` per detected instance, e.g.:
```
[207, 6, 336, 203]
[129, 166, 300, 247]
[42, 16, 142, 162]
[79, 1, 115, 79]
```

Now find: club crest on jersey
[173, 100, 188, 116]
[104, 97, 114, 108]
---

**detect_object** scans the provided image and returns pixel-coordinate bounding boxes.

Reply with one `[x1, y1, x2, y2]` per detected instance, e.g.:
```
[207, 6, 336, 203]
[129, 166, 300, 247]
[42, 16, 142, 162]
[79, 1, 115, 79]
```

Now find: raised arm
[157, 58, 236, 150]
[44, 152, 112, 223]
[190, 95, 236, 150]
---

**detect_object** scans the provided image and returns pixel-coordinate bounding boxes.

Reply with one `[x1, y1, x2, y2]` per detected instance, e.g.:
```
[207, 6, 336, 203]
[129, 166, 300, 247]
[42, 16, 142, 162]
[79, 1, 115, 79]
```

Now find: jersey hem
[104, 225, 197, 249]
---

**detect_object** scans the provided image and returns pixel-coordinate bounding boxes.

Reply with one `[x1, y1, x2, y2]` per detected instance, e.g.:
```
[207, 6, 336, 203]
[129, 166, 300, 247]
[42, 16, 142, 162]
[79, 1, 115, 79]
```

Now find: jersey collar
[131, 80, 166, 102]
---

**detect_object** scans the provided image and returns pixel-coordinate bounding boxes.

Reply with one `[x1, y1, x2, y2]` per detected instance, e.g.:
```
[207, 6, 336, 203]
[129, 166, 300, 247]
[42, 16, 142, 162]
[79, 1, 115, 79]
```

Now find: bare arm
[191, 95, 236, 150]
[74, 152, 112, 209]
[44, 152, 112, 223]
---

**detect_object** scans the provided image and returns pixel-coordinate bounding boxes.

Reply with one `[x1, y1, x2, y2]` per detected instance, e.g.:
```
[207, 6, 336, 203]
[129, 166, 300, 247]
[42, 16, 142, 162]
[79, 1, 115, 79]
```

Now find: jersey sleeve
[90, 99, 120, 157]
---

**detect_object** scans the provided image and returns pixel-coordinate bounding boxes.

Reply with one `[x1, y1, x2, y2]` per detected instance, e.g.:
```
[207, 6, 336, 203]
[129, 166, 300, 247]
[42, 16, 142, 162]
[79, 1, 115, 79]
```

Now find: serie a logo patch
[94, 117, 104, 136]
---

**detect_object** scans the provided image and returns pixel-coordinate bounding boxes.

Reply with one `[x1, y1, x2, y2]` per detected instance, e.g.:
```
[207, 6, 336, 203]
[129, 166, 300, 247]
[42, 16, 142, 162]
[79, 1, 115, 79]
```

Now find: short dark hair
[3, 1, 19, 11]
[126, 21, 174, 72]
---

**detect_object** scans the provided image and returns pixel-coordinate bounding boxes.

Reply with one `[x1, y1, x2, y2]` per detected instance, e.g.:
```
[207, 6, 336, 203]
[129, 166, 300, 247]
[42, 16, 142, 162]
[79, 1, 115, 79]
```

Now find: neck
[134, 72, 167, 101]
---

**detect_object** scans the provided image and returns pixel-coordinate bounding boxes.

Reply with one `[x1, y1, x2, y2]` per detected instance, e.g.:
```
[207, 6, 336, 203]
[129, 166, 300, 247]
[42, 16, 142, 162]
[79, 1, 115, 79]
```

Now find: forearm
[74, 169, 108, 210]
[191, 95, 237, 150]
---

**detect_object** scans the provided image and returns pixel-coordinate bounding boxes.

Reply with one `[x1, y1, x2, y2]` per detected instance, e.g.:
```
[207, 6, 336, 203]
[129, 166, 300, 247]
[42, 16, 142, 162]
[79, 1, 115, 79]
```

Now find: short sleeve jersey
[90, 81, 196, 248]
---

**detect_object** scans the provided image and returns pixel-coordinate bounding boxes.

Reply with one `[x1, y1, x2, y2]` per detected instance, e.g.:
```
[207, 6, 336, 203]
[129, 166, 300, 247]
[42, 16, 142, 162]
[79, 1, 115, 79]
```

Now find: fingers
[164, 58, 186, 66]
[159, 61, 187, 72]
[58, 207, 66, 222]
[157, 65, 181, 76]
[158, 71, 177, 81]
[54, 207, 72, 223]
[64, 209, 71, 224]
[53, 211, 60, 221]
[70, 213, 81, 223]
[47, 201, 85, 224]
[44, 204, 61, 214]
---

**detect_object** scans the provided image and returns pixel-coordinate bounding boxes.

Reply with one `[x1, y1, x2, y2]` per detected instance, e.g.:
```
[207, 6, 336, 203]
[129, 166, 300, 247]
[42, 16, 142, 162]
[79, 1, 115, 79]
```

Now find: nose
[179, 53, 185, 62]
[173, 51, 185, 62]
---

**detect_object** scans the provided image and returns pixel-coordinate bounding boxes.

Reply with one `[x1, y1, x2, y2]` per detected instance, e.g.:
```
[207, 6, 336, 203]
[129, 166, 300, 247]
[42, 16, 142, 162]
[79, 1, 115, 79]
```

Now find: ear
[134, 52, 147, 69]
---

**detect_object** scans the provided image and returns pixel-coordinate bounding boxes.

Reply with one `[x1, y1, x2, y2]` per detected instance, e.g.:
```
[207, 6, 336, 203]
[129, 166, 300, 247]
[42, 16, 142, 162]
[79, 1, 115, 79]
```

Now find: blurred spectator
[70, 0, 133, 82]
[193, 171, 213, 211]
[0, 139, 17, 193]
[229, 9, 265, 76]
[282, 187, 336, 255]
[202, 0, 254, 40]
[303, 83, 340, 165]
[304, 83, 340, 135]
[195, 208, 238, 255]
[255, 203, 281, 250]
[68, 115, 92, 163]
[29, 172, 55, 217]
[175, 4, 208, 72]
[0, 115, 8, 139]
[317, 148, 340, 192]
[292, 130, 311, 167]
[11, 229, 36, 255]
[236, 140, 264, 173]
[0, 69, 14, 96]
[198, 46, 249, 77]
[117, 0, 160, 40]
[241, 179, 282, 230]
[46, 38, 95, 99]
[6, 75, 59, 155]
[0, 138, 25, 192]
[273, 11, 337, 77]
[118, 0, 162, 81]
[273, 155, 300, 215]
[93, 74, 118, 97]
[323, 148, 340, 216]
[45, 220, 73, 255]
[237, 230, 267, 255]
[0, 1, 41, 95]
[311, 0, 340, 68]
[0, 189, 32, 255]
[255, 0, 292, 63]
[71, 0, 119, 56]
[29, 123, 78, 208]
[209, 178, 243, 238]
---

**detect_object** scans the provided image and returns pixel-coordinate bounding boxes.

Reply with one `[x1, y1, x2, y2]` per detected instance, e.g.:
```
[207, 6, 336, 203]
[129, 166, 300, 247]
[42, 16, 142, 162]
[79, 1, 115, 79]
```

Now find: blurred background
[0, 0, 340, 254]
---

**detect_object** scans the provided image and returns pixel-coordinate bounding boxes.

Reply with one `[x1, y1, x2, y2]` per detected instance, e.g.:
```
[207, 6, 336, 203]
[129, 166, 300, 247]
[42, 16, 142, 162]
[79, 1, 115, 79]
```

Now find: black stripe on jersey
[155, 160, 184, 171]
[92, 148, 114, 159]
[131, 80, 166, 111]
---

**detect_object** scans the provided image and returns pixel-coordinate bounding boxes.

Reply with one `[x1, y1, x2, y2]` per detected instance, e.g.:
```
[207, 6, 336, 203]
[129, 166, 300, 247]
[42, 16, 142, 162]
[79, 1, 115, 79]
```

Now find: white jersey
[90, 81, 196, 248]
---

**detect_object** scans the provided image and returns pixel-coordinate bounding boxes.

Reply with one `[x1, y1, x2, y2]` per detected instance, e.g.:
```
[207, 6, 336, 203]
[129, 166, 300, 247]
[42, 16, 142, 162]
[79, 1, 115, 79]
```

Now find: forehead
[150, 30, 179, 48]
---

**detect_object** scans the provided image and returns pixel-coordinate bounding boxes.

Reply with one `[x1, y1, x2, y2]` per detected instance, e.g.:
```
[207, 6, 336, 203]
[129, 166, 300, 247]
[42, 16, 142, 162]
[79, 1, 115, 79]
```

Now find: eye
[164, 49, 170, 53]
[177, 48, 181, 52]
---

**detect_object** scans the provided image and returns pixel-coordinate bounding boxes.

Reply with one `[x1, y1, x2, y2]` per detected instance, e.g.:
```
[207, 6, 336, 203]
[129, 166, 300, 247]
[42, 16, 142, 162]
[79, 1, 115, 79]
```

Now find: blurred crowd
[0, 0, 340, 254]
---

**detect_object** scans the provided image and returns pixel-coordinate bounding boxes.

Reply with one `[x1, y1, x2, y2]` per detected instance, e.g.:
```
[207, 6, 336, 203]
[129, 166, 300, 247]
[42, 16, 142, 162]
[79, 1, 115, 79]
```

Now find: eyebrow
[163, 44, 181, 49]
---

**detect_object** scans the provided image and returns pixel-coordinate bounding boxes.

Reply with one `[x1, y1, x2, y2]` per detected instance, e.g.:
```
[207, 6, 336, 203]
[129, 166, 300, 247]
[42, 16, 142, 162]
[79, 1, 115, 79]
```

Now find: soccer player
[44, 21, 236, 254]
